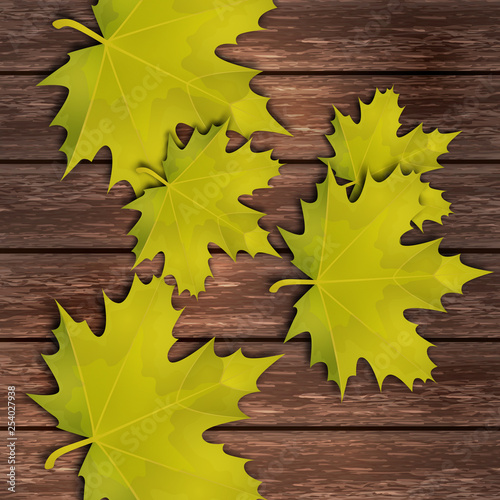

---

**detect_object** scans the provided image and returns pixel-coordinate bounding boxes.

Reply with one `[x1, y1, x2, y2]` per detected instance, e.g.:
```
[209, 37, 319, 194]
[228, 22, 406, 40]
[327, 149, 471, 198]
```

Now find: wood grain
[1, 0, 499, 497]
[4, 341, 500, 428]
[1, 75, 500, 161]
[0, 163, 498, 249]
[3, 430, 499, 499]
[1, 0, 500, 72]
[0, 253, 495, 340]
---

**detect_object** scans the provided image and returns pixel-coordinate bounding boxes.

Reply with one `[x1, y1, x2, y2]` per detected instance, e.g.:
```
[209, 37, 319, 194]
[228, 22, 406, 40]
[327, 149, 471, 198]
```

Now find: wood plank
[0, 253, 495, 340]
[1, 75, 500, 161]
[0, 163, 499, 249]
[4, 341, 500, 428]
[2, 0, 500, 72]
[3, 430, 499, 498]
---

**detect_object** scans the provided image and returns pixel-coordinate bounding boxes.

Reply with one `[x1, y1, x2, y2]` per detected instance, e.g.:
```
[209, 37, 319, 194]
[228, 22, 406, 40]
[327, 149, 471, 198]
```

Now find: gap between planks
[0, 159, 499, 165]
[0, 249, 497, 256]
[1, 337, 500, 343]
[2, 70, 500, 77]
[2, 425, 500, 433]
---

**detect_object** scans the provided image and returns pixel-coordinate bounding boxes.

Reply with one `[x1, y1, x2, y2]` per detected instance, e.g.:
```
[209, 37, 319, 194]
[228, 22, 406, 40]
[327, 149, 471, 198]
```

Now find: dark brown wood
[0, 253, 495, 340]
[2, 0, 500, 72]
[1, 0, 499, 497]
[3, 430, 500, 499]
[0, 163, 499, 249]
[1, 75, 500, 161]
[5, 341, 500, 428]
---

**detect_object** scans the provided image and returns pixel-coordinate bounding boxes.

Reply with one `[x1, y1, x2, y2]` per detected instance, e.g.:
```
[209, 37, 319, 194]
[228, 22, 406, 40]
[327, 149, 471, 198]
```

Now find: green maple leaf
[320, 88, 458, 229]
[126, 122, 280, 296]
[270, 169, 488, 396]
[43, 0, 288, 194]
[29, 275, 279, 499]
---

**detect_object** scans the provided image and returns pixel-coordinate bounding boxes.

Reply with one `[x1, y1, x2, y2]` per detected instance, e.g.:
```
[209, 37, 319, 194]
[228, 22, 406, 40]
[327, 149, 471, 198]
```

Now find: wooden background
[1, 0, 500, 497]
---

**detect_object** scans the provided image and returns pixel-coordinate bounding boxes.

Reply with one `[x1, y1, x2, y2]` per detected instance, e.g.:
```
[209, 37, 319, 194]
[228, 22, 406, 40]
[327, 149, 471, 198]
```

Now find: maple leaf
[43, 0, 288, 194]
[270, 169, 488, 396]
[29, 275, 279, 499]
[126, 122, 280, 296]
[320, 88, 458, 227]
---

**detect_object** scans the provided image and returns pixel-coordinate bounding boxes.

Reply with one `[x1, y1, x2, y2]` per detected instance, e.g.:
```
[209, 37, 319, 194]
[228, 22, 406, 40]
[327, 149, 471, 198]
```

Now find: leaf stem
[270, 279, 317, 293]
[45, 436, 94, 469]
[136, 167, 169, 187]
[53, 19, 107, 45]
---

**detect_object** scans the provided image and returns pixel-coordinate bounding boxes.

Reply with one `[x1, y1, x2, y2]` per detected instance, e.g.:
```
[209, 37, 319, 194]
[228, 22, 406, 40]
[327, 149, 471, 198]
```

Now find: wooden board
[0, 163, 499, 249]
[4, 341, 500, 428]
[1, 75, 500, 161]
[0, 253, 495, 340]
[2, 0, 500, 72]
[5, 430, 500, 499]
